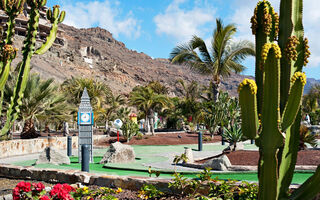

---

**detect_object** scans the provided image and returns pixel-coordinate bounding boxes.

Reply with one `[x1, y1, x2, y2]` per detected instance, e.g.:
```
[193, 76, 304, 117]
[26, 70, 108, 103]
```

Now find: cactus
[0, 0, 65, 139]
[239, 0, 319, 199]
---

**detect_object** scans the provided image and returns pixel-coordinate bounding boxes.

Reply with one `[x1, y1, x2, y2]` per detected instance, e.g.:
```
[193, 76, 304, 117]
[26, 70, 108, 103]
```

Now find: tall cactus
[239, 0, 319, 199]
[0, 0, 65, 139]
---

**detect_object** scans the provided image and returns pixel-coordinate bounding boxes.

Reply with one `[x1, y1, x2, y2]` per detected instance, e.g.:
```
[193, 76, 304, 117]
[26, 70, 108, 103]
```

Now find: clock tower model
[78, 88, 94, 163]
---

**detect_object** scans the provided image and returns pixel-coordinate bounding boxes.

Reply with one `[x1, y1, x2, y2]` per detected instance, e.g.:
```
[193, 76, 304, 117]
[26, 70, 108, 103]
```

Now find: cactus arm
[0, 61, 11, 89]
[0, 44, 17, 117]
[278, 73, 306, 199]
[281, 72, 305, 131]
[35, 23, 57, 55]
[238, 79, 259, 139]
[279, 0, 305, 112]
[4, 14, 15, 45]
[252, 2, 267, 115]
[251, 1, 279, 114]
[258, 44, 283, 200]
[0, 6, 39, 137]
[0, 0, 25, 45]
[279, 0, 294, 112]
[277, 111, 301, 199]
[290, 166, 320, 200]
[35, 6, 65, 55]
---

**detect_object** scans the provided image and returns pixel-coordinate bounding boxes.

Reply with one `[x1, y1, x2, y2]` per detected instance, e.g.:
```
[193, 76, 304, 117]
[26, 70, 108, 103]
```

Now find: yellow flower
[238, 79, 257, 94]
[116, 187, 122, 193]
[291, 72, 307, 85]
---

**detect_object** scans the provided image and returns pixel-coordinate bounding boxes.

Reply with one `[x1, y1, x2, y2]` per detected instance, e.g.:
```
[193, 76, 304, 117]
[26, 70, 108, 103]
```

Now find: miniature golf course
[11, 144, 316, 184]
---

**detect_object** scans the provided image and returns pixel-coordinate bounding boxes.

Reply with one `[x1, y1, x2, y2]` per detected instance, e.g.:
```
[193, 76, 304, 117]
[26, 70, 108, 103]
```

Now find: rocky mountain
[11, 24, 317, 97]
[304, 78, 320, 94]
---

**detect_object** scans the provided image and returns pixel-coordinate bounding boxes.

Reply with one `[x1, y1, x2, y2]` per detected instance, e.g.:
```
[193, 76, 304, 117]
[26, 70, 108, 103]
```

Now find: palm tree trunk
[44, 121, 50, 133]
[212, 82, 220, 102]
[105, 120, 109, 130]
[150, 117, 155, 136]
[145, 117, 150, 133]
[21, 119, 38, 139]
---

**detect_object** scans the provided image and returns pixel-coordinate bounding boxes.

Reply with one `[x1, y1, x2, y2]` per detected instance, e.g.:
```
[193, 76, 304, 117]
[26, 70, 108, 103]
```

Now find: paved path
[1, 140, 318, 173]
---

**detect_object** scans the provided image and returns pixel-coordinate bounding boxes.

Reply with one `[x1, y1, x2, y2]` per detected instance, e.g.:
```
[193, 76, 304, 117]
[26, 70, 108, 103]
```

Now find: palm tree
[147, 81, 169, 95]
[302, 84, 320, 114]
[129, 86, 171, 135]
[176, 79, 202, 125]
[95, 94, 126, 129]
[4, 73, 71, 139]
[61, 77, 112, 107]
[61, 77, 113, 127]
[170, 18, 255, 101]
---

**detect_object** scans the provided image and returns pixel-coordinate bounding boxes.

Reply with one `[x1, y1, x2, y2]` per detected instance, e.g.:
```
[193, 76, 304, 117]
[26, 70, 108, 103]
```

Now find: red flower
[33, 182, 45, 192]
[40, 196, 51, 200]
[50, 184, 74, 200]
[12, 187, 20, 200]
[62, 184, 75, 193]
[16, 181, 31, 192]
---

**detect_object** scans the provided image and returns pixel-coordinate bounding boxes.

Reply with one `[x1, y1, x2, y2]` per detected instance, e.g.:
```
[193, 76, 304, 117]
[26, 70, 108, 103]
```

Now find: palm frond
[190, 36, 212, 64]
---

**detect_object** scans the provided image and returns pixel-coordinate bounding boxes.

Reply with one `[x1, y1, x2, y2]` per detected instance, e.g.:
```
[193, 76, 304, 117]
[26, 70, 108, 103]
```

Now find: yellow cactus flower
[284, 36, 299, 61]
[291, 72, 307, 85]
[261, 43, 281, 61]
[303, 38, 311, 66]
[238, 79, 257, 94]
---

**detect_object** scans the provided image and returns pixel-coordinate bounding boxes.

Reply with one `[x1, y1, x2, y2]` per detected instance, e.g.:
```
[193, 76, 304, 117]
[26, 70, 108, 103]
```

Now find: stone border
[0, 164, 171, 192]
[0, 135, 106, 158]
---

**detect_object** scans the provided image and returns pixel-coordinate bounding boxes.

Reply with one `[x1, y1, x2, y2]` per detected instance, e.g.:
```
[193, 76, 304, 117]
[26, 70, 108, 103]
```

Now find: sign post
[114, 119, 123, 142]
[78, 88, 94, 163]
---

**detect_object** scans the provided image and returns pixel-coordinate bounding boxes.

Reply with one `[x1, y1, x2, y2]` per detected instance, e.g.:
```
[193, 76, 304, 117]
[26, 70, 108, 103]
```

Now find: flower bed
[11, 168, 259, 200]
[12, 181, 122, 200]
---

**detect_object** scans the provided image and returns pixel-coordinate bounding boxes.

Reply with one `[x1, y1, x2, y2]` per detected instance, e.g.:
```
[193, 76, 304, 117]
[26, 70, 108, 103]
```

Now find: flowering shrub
[13, 181, 46, 200]
[49, 184, 75, 200]
[12, 182, 121, 200]
[72, 186, 121, 200]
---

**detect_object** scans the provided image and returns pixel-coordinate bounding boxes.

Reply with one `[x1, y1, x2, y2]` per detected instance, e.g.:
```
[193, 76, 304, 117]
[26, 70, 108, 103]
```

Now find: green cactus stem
[238, 79, 258, 139]
[258, 43, 283, 200]
[241, 0, 318, 199]
[251, 0, 279, 115]
[0, 0, 25, 44]
[0, 0, 24, 118]
[279, 0, 305, 111]
[0, 0, 65, 138]
[281, 72, 306, 131]
[290, 166, 320, 200]
[36, 5, 65, 55]
[1, 1, 40, 136]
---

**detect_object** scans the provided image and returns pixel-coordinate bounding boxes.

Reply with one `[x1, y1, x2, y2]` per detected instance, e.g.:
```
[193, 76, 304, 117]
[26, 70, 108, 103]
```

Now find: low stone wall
[0, 164, 171, 191]
[0, 135, 106, 158]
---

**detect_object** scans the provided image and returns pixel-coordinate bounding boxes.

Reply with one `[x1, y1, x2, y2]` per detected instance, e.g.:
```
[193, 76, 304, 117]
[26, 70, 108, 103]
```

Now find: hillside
[11, 24, 317, 96]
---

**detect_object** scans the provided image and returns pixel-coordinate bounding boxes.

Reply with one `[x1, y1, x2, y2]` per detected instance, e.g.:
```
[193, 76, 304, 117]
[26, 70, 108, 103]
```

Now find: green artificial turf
[13, 155, 315, 184]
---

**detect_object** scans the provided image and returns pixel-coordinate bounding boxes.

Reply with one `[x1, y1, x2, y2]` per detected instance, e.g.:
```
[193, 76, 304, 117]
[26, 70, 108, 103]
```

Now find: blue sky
[46, 0, 320, 79]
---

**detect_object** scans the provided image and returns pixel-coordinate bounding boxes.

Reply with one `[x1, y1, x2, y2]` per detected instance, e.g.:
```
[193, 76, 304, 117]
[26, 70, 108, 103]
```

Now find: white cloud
[230, 0, 320, 68]
[154, 0, 215, 42]
[61, 0, 141, 39]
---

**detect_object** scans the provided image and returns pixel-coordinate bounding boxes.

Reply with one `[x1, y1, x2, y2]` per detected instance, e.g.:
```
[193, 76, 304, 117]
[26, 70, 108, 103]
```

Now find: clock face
[80, 112, 91, 124]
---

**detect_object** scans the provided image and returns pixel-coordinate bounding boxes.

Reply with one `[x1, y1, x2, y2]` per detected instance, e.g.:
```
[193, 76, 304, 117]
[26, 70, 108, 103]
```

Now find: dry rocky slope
[12, 24, 318, 96]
